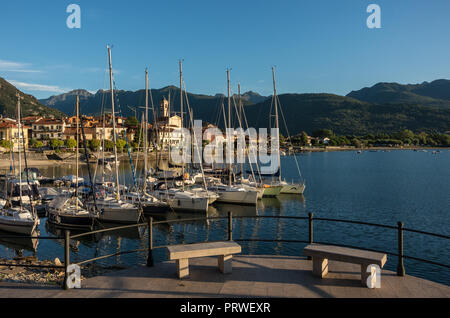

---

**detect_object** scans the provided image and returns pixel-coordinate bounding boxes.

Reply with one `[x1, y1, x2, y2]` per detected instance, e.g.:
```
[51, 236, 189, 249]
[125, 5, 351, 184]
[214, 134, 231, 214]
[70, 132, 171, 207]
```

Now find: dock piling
[147, 217, 154, 267]
[63, 230, 70, 290]
[397, 221, 405, 276]
[228, 211, 233, 241]
[307, 213, 314, 260]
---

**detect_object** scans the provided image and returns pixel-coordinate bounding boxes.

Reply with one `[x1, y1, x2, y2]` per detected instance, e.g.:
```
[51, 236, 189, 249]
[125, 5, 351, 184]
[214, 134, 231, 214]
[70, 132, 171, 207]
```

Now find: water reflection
[0, 230, 39, 254]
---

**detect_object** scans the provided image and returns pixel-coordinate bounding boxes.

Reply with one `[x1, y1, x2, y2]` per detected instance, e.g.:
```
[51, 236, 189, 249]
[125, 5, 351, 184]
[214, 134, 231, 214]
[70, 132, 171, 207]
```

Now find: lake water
[1, 149, 449, 286]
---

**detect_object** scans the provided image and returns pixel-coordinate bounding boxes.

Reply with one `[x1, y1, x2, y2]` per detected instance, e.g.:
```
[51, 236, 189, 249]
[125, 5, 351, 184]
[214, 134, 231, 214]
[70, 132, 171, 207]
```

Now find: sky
[0, 0, 449, 99]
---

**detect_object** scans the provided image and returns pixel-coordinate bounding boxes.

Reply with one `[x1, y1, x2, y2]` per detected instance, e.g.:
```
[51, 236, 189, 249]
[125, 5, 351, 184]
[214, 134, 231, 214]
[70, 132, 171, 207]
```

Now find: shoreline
[0, 146, 447, 169]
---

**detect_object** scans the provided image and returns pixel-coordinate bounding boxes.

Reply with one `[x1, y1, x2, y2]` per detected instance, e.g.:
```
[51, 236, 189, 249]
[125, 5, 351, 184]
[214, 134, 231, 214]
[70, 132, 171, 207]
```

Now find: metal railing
[0, 212, 448, 289]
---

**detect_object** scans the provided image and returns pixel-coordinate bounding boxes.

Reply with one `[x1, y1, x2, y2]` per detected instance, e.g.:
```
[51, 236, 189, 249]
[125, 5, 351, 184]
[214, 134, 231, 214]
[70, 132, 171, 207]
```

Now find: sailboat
[152, 60, 209, 212]
[123, 68, 170, 215]
[208, 69, 258, 205]
[86, 46, 142, 224]
[269, 67, 306, 195]
[0, 94, 39, 235]
[47, 95, 95, 229]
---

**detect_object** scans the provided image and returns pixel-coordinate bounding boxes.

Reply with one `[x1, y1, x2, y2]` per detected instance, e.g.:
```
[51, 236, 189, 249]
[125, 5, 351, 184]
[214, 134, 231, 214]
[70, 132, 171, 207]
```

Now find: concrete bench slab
[303, 244, 387, 286]
[166, 241, 241, 279]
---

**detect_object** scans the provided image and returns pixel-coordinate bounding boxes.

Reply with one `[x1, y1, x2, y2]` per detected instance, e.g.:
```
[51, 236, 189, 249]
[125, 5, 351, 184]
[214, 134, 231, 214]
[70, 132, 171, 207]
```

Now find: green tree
[116, 139, 127, 152]
[65, 138, 77, 150]
[125, 116, 139, 127]
[104, 140, 114, 151]
[299, 131, 309, 146]
[34, 141, 43, 149]
[50, 139, 64, 150]
[0, 140, 13, 149]
[88, 139, 101, 151]
[312, 129, 334, 139]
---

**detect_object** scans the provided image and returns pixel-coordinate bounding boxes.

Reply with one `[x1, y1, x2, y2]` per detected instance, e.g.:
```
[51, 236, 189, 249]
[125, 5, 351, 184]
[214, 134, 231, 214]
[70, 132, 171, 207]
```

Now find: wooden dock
[0, 255, 448, 298]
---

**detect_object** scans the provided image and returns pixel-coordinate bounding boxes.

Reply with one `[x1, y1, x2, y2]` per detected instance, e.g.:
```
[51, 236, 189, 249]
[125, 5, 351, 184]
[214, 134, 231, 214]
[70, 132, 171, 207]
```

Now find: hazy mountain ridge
[347, 79, 450, 108]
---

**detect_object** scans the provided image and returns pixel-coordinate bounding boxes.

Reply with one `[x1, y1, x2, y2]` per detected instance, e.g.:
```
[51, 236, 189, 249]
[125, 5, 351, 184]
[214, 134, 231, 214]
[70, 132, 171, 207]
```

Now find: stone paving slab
[0, 255, 448, 298]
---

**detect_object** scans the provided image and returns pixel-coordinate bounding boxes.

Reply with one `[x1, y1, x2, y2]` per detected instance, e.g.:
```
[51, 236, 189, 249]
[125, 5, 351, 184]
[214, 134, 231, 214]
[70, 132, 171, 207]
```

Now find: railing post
[307, 212, 313, 260]
[63, 230, 70, 290]
[397, 221, 405, 276]
[147, 217, 154, 267]
[228, 211, 233, 241]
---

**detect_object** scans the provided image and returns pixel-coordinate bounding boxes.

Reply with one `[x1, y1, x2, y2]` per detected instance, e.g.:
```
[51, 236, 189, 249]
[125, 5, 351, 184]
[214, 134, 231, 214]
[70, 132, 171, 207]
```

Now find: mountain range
[347, 79, 450, 108]
[1, 76, 449, 136]
[0, 77, 64, 118]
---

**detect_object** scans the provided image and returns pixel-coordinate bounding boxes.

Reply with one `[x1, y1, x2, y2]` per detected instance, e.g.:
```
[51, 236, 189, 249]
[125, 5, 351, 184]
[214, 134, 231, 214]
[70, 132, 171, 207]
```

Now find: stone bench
[166, 241, 242, 279]
[303, 244, 387, 286]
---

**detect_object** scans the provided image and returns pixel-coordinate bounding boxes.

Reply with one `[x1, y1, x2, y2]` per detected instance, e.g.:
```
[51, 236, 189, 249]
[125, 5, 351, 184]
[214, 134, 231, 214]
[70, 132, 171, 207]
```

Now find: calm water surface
[1, 149, 449, 285]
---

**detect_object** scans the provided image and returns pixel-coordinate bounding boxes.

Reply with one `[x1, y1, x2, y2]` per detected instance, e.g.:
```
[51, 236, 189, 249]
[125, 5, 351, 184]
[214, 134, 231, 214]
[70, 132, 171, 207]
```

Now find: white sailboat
[47, 95, 94, 229]
[210, 69, 258, 205]
[269, 67, 306, 195]
[151, 60, 210, 213]
[0, 94, 39, 235]
[86, 46, 142, 224]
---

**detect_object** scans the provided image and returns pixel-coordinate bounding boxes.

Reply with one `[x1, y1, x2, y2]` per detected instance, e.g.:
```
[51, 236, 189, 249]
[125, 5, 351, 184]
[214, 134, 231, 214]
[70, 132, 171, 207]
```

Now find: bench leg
[218, 254, 233, 274]
[176, 258, 189, 279]
[312, 257, 328, 278]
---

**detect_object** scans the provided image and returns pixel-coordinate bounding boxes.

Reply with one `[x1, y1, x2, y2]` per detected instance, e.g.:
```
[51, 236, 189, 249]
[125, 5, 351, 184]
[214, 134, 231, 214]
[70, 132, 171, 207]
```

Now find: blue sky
[0, 0, 449, 99]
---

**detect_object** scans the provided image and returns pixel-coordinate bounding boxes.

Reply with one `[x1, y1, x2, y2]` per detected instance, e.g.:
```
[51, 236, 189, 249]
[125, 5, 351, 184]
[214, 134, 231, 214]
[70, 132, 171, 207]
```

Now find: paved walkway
[0, 255, 448, 298]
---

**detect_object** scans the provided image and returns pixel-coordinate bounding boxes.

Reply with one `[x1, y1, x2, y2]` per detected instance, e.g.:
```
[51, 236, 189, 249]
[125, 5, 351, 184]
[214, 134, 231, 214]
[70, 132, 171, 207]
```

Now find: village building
[31, 118, 66, 142]
[152, 97, 182, 149]
[0, 122, 29, 151]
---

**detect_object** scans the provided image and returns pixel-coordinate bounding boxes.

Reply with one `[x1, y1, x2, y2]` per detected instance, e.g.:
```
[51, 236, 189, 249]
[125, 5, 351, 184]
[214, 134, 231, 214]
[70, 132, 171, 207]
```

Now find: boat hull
[262, 185, 283, 197]
[0, 219, 37, 235]
[98, 208, 141, 224]
[47, 212, 93, 229]
[280, 183, 306, 195]
[167, 197, 209, 213]
[215, 190, 258, 205]
[142, 203, 171, 214]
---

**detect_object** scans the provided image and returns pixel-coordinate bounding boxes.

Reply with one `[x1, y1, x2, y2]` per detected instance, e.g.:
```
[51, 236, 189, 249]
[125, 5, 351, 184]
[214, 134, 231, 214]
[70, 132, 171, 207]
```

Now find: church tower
[160, 97, 169, 118]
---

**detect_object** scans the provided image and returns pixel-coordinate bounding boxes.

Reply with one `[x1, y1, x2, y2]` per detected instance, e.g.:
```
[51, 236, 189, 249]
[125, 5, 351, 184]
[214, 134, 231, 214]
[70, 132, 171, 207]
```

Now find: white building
[153, 97, 183, 149]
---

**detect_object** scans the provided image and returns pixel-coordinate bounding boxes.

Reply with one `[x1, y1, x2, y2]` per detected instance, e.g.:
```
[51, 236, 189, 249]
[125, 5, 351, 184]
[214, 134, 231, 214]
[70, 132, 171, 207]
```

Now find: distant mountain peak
[347, 79, 450, 107]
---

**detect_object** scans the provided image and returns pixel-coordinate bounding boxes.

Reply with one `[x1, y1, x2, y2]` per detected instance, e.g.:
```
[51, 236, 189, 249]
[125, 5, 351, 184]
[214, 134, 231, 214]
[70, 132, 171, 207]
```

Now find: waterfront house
[0, 122, 29, 151]
[32, 118, 65, 142]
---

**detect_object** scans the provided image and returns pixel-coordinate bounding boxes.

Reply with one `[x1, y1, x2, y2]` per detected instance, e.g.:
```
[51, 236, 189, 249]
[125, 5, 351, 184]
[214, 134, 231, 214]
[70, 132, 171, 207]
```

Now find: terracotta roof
[35, 118, 64, 125]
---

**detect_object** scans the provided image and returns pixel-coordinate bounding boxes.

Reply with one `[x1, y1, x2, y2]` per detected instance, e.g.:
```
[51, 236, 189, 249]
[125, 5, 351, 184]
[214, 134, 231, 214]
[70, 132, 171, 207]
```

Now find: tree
[104, 140, 114, 151]
[125, 116, 139, 127]
[312, 129, 334, 139]
[299, 131, 309, 146]
[0, 140, 13, 149]
[34, 141, 43, 149]
[116, 139, 127, 152]
[65, 138, 77, 150]
[88, 139, 101, 151]
[50, 139, 64, 150]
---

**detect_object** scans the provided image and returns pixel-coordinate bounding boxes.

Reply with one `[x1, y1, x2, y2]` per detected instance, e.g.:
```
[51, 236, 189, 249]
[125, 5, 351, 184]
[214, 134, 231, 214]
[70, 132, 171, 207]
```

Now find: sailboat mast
[227, 69, 232, 186]
[101, 111, 105, 184]
[144, 68, 149, 191]
[179, 60, 185, 190]
[238, 82, 244, 179]
[272, 67, 282, 183]
[107, 46, 121, 201]
[76, 95, 80, 211]
[16, 93, 22, 207]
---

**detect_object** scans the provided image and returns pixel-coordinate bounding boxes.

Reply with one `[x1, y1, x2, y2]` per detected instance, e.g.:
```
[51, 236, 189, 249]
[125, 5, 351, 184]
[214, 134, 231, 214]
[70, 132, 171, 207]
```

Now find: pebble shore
[0, 256, 126, 286]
